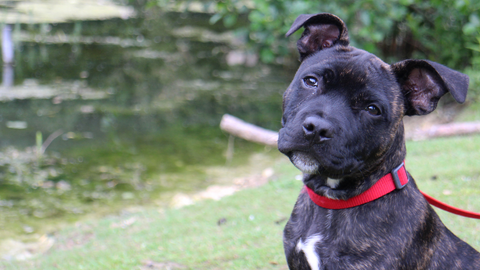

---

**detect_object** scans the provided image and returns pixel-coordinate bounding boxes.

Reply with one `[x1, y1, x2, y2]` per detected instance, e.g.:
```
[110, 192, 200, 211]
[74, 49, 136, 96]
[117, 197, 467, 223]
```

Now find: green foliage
[155, 0, 480, 69]
[464, 67, 480, 101]
[464, 34, 480, 100]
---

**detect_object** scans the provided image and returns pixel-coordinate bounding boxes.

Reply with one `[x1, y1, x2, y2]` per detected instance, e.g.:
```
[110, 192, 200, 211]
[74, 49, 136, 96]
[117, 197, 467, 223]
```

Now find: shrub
[154, 0, 480, 70]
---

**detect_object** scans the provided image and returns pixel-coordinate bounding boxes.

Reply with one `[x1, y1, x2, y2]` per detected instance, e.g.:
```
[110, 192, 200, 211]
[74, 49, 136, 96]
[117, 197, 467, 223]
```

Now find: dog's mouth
[289, 152, 320, 174]
[288, 150, 362, 179]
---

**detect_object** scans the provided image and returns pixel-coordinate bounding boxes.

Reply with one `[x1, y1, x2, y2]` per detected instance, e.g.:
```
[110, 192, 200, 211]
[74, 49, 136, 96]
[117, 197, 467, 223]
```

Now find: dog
[277, 13, 480, 269]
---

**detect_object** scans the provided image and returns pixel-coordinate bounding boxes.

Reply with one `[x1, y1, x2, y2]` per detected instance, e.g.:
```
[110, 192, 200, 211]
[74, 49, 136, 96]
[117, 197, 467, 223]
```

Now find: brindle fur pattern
[278, 13, 480, 270]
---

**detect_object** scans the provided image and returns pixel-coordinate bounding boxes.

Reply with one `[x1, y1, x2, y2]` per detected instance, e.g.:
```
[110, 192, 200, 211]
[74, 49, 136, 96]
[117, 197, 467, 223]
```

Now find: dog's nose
[302, 116, 333, 142]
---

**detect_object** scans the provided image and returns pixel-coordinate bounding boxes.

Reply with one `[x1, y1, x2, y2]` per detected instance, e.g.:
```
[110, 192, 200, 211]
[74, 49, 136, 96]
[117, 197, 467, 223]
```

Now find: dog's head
[278, 13, 468, 197]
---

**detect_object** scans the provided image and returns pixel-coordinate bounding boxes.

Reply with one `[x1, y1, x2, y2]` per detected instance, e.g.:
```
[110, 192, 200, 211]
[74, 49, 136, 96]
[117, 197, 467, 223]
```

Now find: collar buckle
[391, 162, 407, 190]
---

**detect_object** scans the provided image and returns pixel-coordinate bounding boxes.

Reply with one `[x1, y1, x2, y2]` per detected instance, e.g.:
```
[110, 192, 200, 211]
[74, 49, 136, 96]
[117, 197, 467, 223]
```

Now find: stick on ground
[220, 114, 480, 146]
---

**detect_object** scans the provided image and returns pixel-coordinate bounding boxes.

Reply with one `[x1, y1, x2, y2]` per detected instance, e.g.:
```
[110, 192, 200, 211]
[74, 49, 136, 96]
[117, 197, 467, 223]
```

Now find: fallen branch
[407, 121, 480, 140]
[220, 114, 480, 146]
[220, 114, 278, 147]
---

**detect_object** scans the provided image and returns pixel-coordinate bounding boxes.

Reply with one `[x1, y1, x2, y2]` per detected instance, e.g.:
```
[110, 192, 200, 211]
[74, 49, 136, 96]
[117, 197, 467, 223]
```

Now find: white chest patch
[296, 234, 323, 270]
[326, 178, 341, 189]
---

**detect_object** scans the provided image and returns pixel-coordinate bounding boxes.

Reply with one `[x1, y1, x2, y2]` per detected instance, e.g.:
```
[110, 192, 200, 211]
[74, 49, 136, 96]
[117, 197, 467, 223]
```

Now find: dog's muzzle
[290, 151, 320, 174]
[278, 114, 335, 174]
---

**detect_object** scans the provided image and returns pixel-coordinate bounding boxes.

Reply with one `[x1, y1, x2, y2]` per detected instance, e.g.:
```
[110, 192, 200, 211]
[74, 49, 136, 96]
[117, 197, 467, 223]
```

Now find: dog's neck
[304, 121, 407, 200]
[304, 162, 408, 209]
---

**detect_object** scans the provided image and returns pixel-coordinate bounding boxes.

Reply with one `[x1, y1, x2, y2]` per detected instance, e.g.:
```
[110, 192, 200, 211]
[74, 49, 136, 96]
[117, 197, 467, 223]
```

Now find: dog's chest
[294, 233, 324, 270]
[288, 229, 346, 270]
[284, 196, 403, 269]
[285, 207, 345, 269]
[286, 222, 362, 270]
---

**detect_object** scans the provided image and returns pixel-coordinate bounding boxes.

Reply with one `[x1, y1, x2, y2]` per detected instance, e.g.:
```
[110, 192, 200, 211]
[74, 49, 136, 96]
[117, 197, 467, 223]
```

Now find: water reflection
[0, 5, 291, 239]
[2, 24, 14, 87]
[2, 65, 14, 88]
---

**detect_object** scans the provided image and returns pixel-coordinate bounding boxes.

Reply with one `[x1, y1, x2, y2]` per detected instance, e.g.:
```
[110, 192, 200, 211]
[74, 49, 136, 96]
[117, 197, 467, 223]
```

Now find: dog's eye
[303, 77, 318, 87]
[365, 105, 381, 116]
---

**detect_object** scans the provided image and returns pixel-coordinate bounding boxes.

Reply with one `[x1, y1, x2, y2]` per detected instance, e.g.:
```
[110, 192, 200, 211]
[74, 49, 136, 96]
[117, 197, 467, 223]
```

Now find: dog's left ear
[392, 59, 469, 116]
[286, 13, 349, 60]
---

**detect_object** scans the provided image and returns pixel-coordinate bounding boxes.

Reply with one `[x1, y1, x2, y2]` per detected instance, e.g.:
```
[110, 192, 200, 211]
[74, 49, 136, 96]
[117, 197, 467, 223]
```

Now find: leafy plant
[154, 0, 480, 69]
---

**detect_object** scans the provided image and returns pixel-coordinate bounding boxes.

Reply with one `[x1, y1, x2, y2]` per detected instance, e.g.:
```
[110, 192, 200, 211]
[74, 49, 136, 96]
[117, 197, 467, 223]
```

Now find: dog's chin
[289, 151, 360, 180]
[290, 152, 320, 174]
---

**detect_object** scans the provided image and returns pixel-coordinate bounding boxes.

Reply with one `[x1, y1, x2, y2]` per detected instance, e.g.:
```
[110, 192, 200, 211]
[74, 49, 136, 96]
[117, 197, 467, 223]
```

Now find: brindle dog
[277, 13, 480, 270]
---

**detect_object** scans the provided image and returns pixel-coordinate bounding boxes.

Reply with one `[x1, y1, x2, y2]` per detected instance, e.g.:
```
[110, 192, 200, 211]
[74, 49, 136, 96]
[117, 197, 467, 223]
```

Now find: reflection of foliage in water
[0, 145, 143, 236]
[0, 147, 79, 235]
[0, 147, 129, 233]
[0, 147, 52, 188]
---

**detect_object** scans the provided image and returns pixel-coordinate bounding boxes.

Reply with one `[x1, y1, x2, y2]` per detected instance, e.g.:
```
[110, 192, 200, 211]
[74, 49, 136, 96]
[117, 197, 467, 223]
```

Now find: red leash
[305, 162, 480, 219]
[420, 191, 480, 219]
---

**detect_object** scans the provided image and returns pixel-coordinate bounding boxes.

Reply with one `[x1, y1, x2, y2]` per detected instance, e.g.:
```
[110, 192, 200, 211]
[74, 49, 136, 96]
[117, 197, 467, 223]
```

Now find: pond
[0, 2, 293, 243]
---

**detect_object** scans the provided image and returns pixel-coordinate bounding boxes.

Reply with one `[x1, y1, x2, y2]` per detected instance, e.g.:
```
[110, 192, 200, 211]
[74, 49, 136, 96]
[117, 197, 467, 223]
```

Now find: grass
[457, 100, 480, 122]
[406, 135, 480, 248]
[1, 135, 480, 269]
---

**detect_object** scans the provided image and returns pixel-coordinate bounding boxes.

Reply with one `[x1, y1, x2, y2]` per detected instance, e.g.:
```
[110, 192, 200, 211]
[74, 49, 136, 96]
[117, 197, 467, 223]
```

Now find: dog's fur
[277, 13, 480, 269]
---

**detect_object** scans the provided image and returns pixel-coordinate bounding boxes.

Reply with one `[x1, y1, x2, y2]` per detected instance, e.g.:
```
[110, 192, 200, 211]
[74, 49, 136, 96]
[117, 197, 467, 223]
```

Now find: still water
[0, 5, 292, 239]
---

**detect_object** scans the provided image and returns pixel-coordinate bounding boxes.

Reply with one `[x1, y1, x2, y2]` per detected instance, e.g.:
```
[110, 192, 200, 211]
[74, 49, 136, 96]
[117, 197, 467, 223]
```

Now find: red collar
[305, 162, 408, 209]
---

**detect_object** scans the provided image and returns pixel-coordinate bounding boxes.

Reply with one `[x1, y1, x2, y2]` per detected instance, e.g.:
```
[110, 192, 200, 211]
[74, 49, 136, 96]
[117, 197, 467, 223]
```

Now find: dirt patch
[141, 260, 187, 270]
[170, 167, 275, 208]
[170, 153, 281, 208]
[0, 235, 54, 261]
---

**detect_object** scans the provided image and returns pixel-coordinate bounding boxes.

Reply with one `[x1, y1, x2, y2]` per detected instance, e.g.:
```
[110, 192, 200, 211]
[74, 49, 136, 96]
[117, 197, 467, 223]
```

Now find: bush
[155, 0, 480, 69]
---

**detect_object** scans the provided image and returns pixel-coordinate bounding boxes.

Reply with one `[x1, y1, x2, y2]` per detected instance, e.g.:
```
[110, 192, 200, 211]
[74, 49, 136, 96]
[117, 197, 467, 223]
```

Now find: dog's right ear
[286, 13, 349, 60]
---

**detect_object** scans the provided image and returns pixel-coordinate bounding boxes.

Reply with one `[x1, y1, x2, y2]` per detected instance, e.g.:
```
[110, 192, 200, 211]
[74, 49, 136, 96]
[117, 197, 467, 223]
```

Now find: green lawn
[2, 135, 480, 269]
